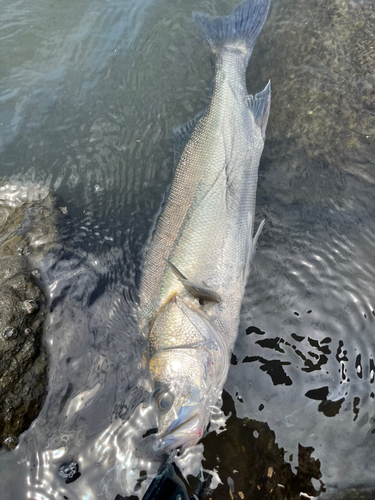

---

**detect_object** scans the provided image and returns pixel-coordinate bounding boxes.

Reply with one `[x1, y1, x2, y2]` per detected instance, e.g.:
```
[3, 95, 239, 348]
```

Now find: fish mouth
[157, 412, 203, 451]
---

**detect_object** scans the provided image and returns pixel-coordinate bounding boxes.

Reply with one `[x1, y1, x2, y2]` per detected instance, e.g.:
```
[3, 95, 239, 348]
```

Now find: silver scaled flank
[139, 0, 271, 451]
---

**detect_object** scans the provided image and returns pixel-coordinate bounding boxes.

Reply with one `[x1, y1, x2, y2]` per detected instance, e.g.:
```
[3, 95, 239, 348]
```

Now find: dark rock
[58, 461, 81, 484]
[0, 260, 48, 449]
[0, 182, 61, 449]
[200, 391, 325, 500]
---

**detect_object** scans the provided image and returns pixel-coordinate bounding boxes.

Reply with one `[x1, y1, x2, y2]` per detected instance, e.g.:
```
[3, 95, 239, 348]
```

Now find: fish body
[139, 0, 271, 450]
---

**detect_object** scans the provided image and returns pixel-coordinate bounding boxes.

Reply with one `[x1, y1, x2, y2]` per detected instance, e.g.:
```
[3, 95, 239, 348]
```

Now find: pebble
[23, 300, 39, 314]
[2, 327, 18, 340]
[3, 436, 18, 450]
[58, 461, 81, 484]
[58, 462, 78, 479]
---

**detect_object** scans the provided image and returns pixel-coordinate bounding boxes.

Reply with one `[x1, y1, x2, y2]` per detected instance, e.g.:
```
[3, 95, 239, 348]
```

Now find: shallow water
[0, 0, 374, 498]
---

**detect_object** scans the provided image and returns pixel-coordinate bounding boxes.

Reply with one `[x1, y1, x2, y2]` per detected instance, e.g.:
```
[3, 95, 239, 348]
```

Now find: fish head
[150, 349, 209, 450]
[149, 296, 229, 451]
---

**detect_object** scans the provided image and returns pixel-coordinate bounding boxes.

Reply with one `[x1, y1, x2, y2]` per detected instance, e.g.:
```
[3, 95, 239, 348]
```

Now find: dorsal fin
[247, 80, 271, 139]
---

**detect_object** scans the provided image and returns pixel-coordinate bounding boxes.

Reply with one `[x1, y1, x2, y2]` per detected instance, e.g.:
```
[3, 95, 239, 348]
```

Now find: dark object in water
[143, 462, 189, 500]
[58, 461, 81, 484]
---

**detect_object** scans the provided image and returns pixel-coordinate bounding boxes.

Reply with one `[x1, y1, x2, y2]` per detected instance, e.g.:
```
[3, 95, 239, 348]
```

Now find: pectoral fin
[180, 280, 221, 303]
[252, 219, 265, 259]
[243, 217, 265, 283]
[164, 259, 188, 281]
[164, 259, 221, 304]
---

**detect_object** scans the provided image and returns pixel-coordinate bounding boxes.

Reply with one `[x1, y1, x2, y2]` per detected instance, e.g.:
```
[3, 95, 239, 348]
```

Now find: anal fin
[251, 219, 265, 262]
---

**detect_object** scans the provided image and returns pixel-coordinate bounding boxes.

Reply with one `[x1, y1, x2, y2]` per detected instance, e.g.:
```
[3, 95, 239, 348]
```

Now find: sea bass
[139, 0, 270, 450]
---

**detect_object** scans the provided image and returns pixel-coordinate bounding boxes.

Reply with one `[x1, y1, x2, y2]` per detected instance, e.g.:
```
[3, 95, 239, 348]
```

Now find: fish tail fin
[193, 0, 270, 63]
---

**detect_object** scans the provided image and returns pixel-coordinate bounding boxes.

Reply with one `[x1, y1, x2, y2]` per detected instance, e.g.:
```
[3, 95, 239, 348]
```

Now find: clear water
[0, 0, 374, 498]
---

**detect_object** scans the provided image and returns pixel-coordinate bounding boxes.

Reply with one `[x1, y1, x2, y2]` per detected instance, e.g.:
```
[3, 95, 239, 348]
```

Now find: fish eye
[152, 388, 174, 413]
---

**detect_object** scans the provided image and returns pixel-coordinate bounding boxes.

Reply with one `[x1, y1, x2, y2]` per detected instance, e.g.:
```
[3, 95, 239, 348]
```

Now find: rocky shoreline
[0, 183, 60, 449]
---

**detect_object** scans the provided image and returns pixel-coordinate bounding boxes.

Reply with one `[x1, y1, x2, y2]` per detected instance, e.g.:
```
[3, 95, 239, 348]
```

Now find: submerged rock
[247, 0, 375, 204]
[200, 391, 325, 500]
[0, 182, 60, 449]
[58, 461, 81, 484]
[0, 182, 59, 263]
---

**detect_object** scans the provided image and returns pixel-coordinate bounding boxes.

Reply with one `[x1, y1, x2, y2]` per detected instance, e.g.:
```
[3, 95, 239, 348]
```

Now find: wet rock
[0, 182, 61, 449]
[3, 436, 18, 451]
[2, 326, 18, 340]
[58, 461, 81, 484]
[22, 300, 39, 315]
[0, 182, 59, 266]
[0, 257, 47, 449]
[247, 0, 375, 205]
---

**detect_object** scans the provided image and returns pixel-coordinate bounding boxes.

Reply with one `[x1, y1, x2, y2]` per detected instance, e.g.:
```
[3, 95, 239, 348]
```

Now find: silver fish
[139, 0, 271, 450]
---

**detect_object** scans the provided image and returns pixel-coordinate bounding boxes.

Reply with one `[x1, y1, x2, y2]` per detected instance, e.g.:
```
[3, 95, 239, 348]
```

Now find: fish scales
[149, 300, 206, 356]
[142, 54, 264, 345]
[139, 0, 271, 450]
